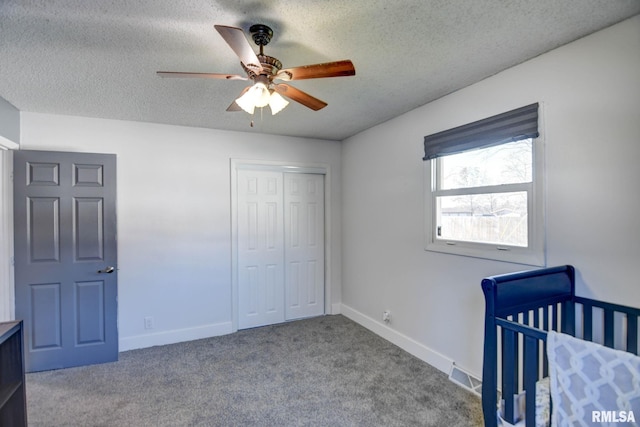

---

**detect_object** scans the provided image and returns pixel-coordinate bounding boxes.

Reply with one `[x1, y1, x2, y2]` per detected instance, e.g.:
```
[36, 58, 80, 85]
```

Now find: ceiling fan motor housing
[250, 24, 273, 46]
[252, 55, 282, 76]
[242, 24, 283, 80]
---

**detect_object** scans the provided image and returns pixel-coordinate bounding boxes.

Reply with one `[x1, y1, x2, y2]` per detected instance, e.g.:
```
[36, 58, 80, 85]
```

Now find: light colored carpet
[26, 315, 483, 426]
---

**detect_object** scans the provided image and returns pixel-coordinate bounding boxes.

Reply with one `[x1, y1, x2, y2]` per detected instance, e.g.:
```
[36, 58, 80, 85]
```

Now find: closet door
[284, 174, 325, 320]
[237, 170, 285, 329]
[236, 169, 325, 330]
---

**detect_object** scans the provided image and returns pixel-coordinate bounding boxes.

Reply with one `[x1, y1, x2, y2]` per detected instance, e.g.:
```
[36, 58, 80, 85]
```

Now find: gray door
[13, 150, 118, 372]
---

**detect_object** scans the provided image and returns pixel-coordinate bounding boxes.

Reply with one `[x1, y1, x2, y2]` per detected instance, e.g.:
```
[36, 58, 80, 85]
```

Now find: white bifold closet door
[237, 170, 325, 330]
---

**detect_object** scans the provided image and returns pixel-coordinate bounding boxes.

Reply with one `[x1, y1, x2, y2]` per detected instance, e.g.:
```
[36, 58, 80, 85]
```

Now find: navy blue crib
[481, 265, 640, 426]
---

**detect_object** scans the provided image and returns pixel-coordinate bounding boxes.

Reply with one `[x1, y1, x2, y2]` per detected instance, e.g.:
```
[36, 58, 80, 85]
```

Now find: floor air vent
[449, 365, 482, 396]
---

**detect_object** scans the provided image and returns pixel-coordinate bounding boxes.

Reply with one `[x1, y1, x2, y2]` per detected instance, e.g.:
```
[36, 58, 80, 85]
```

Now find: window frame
[424, 132, 546, 266]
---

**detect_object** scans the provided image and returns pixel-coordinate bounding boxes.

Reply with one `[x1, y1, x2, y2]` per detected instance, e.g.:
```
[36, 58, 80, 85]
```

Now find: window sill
[425, 240, 545, 267]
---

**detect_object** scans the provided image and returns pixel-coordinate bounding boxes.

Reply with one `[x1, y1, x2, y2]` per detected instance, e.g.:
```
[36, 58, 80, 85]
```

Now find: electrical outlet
[382, 310, 391, 323]
[144, 316, 154, 330]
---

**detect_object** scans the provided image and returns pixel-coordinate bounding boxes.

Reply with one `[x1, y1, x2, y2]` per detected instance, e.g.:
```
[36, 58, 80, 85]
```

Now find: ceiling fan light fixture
[235, 81, 271, 114]
[236, 81, 290, 115]
[269, 91, 289, 115]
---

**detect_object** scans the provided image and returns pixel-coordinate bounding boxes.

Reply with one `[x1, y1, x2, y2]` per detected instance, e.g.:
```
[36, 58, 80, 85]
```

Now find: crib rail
[575, 296, 639, 355]
[481, 265, 574, 427]
[481, 265, 640, 426]
[496, 318, 547, 427]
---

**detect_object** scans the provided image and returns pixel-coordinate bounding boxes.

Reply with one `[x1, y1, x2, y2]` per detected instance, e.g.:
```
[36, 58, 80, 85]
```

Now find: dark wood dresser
[0, 321, 27, 426]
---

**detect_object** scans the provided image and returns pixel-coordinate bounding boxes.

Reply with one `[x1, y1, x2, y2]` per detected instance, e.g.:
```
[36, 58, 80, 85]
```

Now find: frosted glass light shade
[234, 88, 256, 114]
[269, 92, 289, 115]
[253, 82, 270, 108]
[235, 82, 271, 114]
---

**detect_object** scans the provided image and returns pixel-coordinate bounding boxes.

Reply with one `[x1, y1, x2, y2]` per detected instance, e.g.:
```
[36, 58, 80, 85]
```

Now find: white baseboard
[340, 304, 454, 375]
[119, 321, 234, 352]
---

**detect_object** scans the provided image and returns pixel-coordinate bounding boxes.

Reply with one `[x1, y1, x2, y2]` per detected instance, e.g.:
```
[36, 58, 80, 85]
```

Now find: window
[423, 104, 545, 266]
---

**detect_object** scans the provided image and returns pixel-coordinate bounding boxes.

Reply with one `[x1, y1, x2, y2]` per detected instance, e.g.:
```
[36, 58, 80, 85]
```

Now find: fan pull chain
[247, 107, 264, 128]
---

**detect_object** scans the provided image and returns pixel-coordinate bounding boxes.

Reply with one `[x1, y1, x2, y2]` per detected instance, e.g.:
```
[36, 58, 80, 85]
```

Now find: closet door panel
[237, 170, 285, 329]
[284, 173, 325, 320]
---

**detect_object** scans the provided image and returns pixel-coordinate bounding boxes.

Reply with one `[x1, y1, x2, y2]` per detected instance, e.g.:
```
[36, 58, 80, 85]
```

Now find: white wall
[18, 114, 342, 350]
[341, 16, 640, 378]
[0, 96, 20, 147]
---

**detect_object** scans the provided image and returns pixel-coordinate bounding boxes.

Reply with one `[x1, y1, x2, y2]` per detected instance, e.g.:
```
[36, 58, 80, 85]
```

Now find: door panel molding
[230, 159, 332, 332]
[30, 282, 62, 349]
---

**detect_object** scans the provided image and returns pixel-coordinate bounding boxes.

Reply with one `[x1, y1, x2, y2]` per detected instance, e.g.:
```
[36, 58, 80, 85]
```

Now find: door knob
[98, 266, 115, 274]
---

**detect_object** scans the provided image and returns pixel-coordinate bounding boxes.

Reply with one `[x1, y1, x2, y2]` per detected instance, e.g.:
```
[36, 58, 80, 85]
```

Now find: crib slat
[521, 311, 530, 388]
[533, 308, 541, 379]
[543, 306, 550, 378]
[500, 322, 507, 396]
[543, 305, 550, 331]
[628, 314, 638, 355]
[561, 300, 575, 335]
[524, 335, 538, 427]
[583, 302, 593, 342]
[604, 308, 615, 348]
[503, 328, 518, 424]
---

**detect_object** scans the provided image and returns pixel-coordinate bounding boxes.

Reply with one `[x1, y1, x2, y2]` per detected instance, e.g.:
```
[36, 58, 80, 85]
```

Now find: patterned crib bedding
[547, 331, 640, 426]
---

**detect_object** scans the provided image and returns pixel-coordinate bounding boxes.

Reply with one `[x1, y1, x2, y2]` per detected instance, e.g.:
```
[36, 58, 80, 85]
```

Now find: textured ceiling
[1, 1, 639, 141]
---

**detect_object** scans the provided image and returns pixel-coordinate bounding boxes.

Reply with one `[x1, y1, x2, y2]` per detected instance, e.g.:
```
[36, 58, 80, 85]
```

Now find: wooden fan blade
[226, 102, 242, 112]
[214, 25, 262, 73]
[226, 87, 251, 112]
[273, 84, 327, 111]
[156, 71, 247, 80]
[277, 60, 355, 81]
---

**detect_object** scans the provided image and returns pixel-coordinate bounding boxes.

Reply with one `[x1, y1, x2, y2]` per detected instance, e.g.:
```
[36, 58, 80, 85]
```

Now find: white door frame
[0, 149, 15, 321]
[230, 159, 332, 332]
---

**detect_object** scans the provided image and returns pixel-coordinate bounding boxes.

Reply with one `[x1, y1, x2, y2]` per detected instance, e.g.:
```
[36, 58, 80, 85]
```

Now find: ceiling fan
[157, 24, 356, 115]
